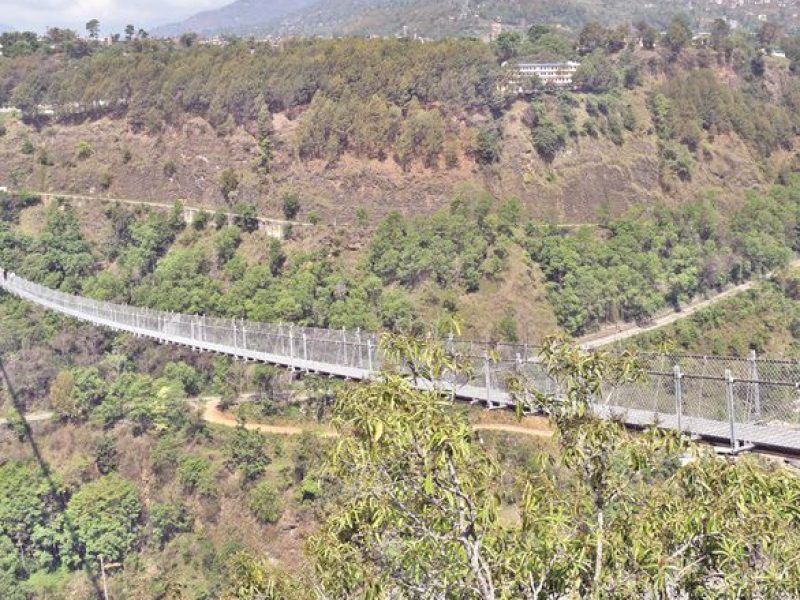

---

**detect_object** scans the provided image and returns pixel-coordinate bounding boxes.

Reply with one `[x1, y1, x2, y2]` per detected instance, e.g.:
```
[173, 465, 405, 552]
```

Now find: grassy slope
[0, 60, 786, 229]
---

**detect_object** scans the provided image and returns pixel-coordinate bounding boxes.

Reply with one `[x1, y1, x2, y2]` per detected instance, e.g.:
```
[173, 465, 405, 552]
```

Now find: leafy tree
[664, 14, 692, 56]
[579, 22, 609, 52]
[85, 19, 100, 40]
[124, 24, 135, 42]
[64, 474, 141, 566]
[532, 118, 566, 162]
[0, 462, 65, 573]
[163, 361, 202, 396]
[710, 18, 731, 52]
[492, 31, 521, 63]
[300, 335, 800, 598]
[49, 370, 76, 420]
[179, 32, 199, 48]
[758, 22, 782, 50]
[635, 21, 659, 50]
[226, 424, 271, 482]
[574, 51, 620, 92]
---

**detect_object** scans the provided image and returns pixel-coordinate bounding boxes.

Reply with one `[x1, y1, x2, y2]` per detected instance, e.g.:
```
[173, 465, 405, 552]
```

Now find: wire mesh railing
[2, 270, 800, 453]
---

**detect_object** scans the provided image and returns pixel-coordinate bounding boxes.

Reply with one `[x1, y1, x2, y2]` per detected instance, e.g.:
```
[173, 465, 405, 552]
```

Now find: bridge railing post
[484, 352, 492, 407]
[367, 339, 374, 373]
[289, 325, 295, 358]
[356, 327, 362, 369]
[673, 364, 683, 434]
[341, 327, 347, 366]
[241, 319, 247, 351]
[725, 369, 738, 453]
[303, 333, 308, 361]
[749, 349, 761, 421]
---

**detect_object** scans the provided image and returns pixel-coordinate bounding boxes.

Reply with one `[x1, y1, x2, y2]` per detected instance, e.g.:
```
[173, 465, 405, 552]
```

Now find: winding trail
[2, 400, 553, 440]
[578, 259, 800, 349]
[201, 398, 553, 439]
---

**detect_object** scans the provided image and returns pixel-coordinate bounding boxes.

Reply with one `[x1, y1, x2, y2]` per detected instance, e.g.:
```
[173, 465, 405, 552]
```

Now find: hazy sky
[0, 0, 232, 33]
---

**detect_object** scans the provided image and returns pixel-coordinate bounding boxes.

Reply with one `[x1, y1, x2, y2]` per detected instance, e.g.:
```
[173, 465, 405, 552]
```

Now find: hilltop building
[505, 61, 580, 93]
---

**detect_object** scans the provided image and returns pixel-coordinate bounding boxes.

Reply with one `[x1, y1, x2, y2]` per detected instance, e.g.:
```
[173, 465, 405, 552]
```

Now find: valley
[3, 10, 800, 599]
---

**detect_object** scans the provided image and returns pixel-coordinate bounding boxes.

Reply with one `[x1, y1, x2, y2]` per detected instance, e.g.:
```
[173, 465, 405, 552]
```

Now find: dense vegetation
[0, 244, 337, 597]
[154, 0, 800, 40]
[527, 181, 800, 334]
[629, 268, 800, 357]
[0, 190, 528, 336]
[4, 18, 800, 177]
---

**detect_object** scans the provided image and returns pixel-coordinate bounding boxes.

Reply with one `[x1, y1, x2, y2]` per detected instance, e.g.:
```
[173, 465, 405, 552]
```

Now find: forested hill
[153, 0, 800, 39]
[4, 20, 800, 344]
[153, 0, 319, 39]
[3, 23, 800, 225]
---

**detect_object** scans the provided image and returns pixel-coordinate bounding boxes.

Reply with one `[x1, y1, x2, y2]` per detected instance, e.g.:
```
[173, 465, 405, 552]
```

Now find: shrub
[296, 477, 322, 503]
[213, 209, 228, 229]
[193, 210, 209, 230]
[21, 140, 34, 155]
[356, 207, 369, 227]
[163, 159, 177, 178]
[308, 212, 321, 225]
[177, 456, 216, 496]
[220, 168, 239, 201]
[95, 436, 118, 475]
[226, 425, 270, 482]
[248, 481, 282, 524]
[282, 193, 300, 220]
[37, 150, 53, 166]
[496, 316, 519, 343]
[75, 141, 93, 160]
[150, 502, 193, 547]
[99, 171, 113, 190]
[474, 127, 502, 164]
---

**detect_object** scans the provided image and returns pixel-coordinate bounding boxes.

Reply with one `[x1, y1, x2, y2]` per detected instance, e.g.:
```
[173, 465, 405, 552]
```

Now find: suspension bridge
[2, 271, 800, 455]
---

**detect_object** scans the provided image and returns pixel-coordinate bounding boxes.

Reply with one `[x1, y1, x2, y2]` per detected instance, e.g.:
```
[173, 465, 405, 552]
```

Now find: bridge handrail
[2, 269, 800, 454]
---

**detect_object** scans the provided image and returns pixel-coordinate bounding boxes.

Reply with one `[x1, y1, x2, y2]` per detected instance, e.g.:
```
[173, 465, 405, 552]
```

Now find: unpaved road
[577, 259, 800, 349]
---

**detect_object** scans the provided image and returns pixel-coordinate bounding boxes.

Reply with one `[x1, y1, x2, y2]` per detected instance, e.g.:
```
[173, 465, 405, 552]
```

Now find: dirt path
[577, 259, 800, 349]
[201, 398, 338, 437]
[10, 189, 307, 228]
[2, 400, 552, 441]
[202, 399, 553, 439]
